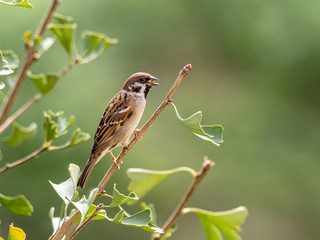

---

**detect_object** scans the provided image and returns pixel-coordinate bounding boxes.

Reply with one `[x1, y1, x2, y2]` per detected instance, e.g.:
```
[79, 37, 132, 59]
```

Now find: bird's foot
[135, 129, 143, 142]
[110, 151, 120, 170]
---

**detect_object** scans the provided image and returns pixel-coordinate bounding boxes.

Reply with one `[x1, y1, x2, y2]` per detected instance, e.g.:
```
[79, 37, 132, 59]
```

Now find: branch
[60, 57, 80, 78]
[0, 145, 48, 174]
[0, 93, 42, 135]
[154, 157, 215, 240]
[68, 203, 104, 240]
[0, 0, 61, 124]
[50, 64, 192, 240]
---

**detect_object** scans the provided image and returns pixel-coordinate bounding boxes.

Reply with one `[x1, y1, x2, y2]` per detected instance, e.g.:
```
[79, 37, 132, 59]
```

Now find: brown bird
[77, 73, 159, 188]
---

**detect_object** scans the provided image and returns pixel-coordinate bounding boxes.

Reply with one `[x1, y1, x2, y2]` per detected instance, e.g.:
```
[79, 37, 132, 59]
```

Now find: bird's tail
[77, 157, 96, 189]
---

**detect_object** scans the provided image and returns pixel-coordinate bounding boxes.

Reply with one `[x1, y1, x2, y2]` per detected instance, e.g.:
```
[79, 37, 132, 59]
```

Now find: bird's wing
[91, 91, 133, 153]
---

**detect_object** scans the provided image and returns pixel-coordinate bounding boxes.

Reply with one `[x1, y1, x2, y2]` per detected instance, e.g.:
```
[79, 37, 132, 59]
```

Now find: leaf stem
[60, 57, 80, 78]
[153, 157, 215, 240]
[0, 0, 61, 125]
[0, 145, 48, 174]
[0, 93, 42, 135]
[50, 64, 192, 240]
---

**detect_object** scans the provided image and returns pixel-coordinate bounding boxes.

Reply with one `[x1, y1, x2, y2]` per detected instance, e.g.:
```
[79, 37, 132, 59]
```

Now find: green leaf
[170, 103, 224, 146]
[3, 122, 37, 147]
[49, 128, 90, 150]
[48, 207, 60, 234]
[80, 31, 118, 64]
[127, 167, 196, 200]
[182, 207, 249, 240]
[73, 204, 106, 223]
[2, 50, 19, 69]
[71, 188, 99, 224]
[53, 12, 74, 24]
[68, 163, 80, 190]
[35, 37, 56, 57]
[43, 110, 75, 144]
[0, 194, 33, 216]
[102, 208, 163, 233]
[8, 224, 26, 240]
[106, 184, 139, 207]
[121, 209, 163, 233]
[27, 71, 59, 95]
[0, 0, 33, 8]
[49, 178, 75, 206]
[0, 50, 13, 75]
[48, 23, 77, 57]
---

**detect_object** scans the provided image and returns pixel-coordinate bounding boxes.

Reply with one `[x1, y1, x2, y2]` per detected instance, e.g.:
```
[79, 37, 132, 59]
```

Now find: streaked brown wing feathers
[91, 91, 132, 153]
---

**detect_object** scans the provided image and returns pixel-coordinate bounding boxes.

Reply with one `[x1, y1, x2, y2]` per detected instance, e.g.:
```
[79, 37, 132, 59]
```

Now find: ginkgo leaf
[8, 224, 26, 240]
[0, 50, 13, 75]
[182, 207, 249, 240]
[49, 128, 90, 150]
[71, 188, 99, 224]
[27, 71, 59, 95]
[102, 184, 139, 207]
[102, 208, 163, 233]
[48, 23, 77, 57]
[3, 122, 37, 147]
[48, 207, 60, 235]
[49, 178, 75, 206]
[0, 194, 33, 216]
[35, 37, 56, 57]
[80, 31, 118, 64]
[171, 103, 223, 146]
[53, 12, 74, 24]
[43, 110, 75, 144]
[0, 0, 32, 8]
[2, 50, 19, 69]
[127, 167, 196, 200]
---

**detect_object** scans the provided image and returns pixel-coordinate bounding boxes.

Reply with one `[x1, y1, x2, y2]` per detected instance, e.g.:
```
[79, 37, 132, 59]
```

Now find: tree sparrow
[77, 73, 159, 188]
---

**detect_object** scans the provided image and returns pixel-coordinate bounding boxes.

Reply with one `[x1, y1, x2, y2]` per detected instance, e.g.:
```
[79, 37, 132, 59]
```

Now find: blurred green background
[1, 0, 320, 239]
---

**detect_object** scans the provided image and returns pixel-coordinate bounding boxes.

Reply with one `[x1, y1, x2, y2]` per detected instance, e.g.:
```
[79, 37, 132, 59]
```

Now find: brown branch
[0, 145, 48, 174]
[50, 64, 192, 240]
[60, 57, 80, 78]
[0, 0, 61, 124]
[0, 93, 42, 135]
[68, 203, 104, 240]
[154, 157, 215, 240]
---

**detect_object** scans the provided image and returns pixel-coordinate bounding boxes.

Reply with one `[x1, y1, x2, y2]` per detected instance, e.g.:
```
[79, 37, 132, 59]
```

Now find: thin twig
[60, 57, 80, 78]
[68, 203, 104, 240]
[154, 157, 215, 240]
[0, 145, 48, 174]
[50, 64, 192, 240]
[0, 93, 42, 135]
[0, 0, 61, 124]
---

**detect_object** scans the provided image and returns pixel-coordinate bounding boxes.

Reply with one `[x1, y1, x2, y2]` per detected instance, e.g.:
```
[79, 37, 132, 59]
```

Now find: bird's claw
[135, 129, 143, 142]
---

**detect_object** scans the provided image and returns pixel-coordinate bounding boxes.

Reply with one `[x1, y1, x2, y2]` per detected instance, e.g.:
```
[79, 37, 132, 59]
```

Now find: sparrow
[77, 72, 159, 189]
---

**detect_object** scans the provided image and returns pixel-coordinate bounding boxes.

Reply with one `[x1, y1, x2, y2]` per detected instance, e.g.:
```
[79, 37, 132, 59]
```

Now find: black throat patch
[144, 85, 151, 99]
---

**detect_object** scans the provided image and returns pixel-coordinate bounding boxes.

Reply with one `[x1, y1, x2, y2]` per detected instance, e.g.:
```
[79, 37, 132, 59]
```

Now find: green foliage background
[1, 0, 320, 239]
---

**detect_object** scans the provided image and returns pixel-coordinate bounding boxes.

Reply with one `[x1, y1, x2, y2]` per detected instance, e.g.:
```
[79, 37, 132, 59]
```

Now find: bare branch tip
[203, 156, 215, 168]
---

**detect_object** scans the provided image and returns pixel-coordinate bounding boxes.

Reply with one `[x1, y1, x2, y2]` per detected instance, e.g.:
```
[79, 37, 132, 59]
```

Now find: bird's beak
[147, 76, 159, 86]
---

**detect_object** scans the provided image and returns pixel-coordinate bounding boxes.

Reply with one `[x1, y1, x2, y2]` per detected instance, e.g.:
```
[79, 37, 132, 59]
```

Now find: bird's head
[123, 72, 159, 98]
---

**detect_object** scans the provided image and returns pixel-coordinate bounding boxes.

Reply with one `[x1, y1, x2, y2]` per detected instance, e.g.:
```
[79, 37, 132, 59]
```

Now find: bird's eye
[139, 78, 144, 82]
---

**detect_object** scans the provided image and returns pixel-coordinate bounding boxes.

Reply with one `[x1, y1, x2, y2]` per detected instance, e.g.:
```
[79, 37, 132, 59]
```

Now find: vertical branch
[0, 0, 61, 124]
[154, 158, 215, 240]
